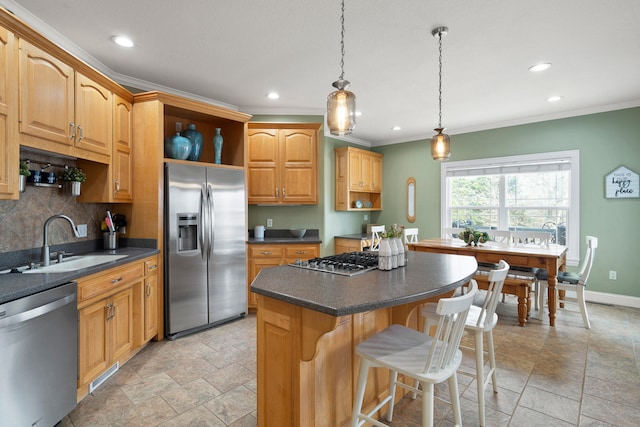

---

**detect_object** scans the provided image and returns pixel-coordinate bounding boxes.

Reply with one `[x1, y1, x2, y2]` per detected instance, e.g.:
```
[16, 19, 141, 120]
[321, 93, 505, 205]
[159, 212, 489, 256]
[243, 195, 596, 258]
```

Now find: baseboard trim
[585, 290, 640, 309]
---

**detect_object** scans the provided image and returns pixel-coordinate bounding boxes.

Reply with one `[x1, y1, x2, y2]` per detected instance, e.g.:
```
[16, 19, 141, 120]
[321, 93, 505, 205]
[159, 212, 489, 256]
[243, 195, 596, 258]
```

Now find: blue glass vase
[181, 123, 203, 161]
[213, 128, 223, 164]
[164, 132, 191, 160]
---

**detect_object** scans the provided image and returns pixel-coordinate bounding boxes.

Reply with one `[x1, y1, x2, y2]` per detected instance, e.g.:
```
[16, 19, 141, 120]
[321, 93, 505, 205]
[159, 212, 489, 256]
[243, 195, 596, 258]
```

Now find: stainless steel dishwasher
[0, 282, 78, 427]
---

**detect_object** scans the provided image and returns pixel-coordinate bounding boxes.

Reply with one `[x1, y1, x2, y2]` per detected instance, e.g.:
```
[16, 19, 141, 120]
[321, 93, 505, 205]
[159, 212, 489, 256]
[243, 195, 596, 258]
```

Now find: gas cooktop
[289, 251, 379, 276]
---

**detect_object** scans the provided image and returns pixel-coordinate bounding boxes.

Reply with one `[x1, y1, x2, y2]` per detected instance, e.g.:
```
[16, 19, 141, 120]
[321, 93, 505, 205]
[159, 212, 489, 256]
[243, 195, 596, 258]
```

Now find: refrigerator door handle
[206, 185, 213, 260]
[199, 186, 206, 260]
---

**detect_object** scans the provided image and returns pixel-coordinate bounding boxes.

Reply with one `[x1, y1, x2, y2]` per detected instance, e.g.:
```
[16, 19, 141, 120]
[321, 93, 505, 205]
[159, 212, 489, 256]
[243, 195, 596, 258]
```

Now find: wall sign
[605, 165, 639, 199]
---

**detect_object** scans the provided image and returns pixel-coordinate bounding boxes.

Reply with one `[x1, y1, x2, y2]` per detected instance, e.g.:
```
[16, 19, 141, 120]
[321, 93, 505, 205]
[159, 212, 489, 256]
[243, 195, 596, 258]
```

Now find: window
[441, 150, 580, 265]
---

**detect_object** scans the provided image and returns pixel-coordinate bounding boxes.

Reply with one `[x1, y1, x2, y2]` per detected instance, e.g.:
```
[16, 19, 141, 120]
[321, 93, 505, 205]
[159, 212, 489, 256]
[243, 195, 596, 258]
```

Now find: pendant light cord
[438, 31, 443, 128]
[339, 0, 346, 80]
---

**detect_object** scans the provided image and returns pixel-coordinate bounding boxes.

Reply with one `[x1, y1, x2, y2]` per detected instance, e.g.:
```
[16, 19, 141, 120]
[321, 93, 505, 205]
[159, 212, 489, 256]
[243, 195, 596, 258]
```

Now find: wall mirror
[407, 177, 416, 223]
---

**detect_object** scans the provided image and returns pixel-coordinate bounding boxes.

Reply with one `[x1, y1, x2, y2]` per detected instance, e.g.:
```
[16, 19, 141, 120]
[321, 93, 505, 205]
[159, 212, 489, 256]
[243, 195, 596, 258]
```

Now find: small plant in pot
[62, 166, 86, 196]
[19, 160, 30, 193]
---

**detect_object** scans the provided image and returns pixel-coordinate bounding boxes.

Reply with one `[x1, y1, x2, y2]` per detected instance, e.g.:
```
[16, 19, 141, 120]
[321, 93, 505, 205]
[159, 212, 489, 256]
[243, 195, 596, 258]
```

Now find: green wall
[374, 107, 640, 298]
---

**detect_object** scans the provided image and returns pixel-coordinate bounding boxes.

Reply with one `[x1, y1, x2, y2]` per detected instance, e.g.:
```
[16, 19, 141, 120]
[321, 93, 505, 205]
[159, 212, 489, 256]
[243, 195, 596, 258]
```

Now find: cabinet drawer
[78, 262, 143, 302]
[285, 246, 319, 259]
[144, 256, 159, 275]
[249, 246, 284, 258]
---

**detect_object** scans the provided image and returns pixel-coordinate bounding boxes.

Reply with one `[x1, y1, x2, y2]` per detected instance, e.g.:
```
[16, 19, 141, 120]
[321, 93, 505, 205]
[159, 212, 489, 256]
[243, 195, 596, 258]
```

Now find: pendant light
[431, 26, 451, 161]
[327, 0, 356, 136]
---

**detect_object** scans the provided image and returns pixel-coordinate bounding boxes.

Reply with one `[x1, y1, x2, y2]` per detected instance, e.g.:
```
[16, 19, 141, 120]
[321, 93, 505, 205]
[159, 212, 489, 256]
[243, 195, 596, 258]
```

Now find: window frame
[440, 150, 580, 265]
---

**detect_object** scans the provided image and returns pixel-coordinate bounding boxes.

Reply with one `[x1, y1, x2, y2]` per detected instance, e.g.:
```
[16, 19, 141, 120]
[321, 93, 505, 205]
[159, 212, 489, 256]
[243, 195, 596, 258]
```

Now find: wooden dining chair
[351, 281, 478, 427]
[507, 230, 552, 310]
[421, 261, 509, 427]
[369, 225, 386, 251]
[442, 227, 464, 239]
[403, 227, 419, 245]
[536, 236, 598, 327]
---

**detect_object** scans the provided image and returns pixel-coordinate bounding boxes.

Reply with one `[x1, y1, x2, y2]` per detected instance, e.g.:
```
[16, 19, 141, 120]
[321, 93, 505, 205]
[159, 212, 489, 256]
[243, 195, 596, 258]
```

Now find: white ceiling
[4, 0, 640, 146]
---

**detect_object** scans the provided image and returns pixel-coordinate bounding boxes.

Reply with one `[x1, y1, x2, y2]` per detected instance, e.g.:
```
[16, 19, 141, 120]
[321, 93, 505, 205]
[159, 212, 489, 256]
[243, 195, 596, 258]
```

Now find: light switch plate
[77, 224, 88, 237]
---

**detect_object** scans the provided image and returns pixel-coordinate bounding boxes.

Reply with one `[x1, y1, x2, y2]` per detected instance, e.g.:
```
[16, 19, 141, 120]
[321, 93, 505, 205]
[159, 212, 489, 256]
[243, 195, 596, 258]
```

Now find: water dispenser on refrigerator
[177, 213, 198, 252]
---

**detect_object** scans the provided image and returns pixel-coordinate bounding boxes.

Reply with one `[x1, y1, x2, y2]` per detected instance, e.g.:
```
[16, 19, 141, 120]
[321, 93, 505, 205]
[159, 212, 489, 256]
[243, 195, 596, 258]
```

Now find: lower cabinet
[78, 287, 133, 387]
[247, 243, 320, 310]
[77, 254, 158, 401]
[334, 237, 369, 254]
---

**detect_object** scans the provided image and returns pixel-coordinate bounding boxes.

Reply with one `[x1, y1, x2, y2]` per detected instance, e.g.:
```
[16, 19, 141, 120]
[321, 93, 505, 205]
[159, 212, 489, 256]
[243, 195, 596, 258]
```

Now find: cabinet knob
[111, 276, 123, 284]
[275, 188, 279, 198]
[77, 125, 84, 142]
[148, 264, 158, 270]
[261, 251, 272, 255]
[282, 188, 286, 198]
[69, 122, 75, 140]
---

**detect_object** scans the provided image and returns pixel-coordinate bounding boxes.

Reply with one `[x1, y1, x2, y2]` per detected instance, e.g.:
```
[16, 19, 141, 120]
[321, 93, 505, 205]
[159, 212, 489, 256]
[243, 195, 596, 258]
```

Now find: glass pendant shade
[431, 127, 451, 160]
[327, 80, 356, 136]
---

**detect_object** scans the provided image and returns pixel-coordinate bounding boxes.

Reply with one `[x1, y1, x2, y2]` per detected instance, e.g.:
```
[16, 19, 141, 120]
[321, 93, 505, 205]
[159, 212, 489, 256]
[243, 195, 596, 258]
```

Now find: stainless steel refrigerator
[165, 162, 246, 339]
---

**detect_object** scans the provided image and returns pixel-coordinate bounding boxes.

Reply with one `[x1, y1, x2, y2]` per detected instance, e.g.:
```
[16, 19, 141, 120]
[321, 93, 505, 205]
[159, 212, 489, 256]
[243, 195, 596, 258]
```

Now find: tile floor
[61, 298, 640, 427]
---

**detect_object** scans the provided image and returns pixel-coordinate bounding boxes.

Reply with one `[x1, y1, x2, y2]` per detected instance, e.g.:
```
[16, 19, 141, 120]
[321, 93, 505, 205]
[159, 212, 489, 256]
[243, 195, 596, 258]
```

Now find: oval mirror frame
[407, 177, 416, 223]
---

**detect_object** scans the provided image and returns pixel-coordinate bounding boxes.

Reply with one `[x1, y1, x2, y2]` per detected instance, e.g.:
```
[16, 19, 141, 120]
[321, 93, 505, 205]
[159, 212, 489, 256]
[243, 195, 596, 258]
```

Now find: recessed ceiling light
[112, 36, 134, 48]
[355, 111, 362, 117]
[529, 62, 552, 72]
[266, 92, 280, 100]
[392, 126, 401, 131]
[547, 95, 562, 102]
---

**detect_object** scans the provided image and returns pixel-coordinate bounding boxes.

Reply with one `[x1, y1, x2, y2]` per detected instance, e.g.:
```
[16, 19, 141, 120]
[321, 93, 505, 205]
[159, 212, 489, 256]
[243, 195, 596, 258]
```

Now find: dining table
[407, 237, 569, 326]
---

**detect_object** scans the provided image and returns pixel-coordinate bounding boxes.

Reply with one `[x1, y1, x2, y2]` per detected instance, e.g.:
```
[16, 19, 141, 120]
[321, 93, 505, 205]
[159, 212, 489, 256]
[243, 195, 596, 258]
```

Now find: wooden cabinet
[18, 39, 112, 163]
[334, 237, 369, 254]
[142, 256, 159, 342]
[247, 123, 320, 205]
[335, 146, 383, 211]
[76, 94, 133, 203]
[247, 243, 320, 309]
[0, 24, 18, 200]
[77, 259, 148, 399]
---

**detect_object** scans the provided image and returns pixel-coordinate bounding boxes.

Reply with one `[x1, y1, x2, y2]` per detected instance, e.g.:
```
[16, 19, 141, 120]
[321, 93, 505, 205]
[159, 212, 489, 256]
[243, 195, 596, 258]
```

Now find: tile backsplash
[0, 149, 114, 254]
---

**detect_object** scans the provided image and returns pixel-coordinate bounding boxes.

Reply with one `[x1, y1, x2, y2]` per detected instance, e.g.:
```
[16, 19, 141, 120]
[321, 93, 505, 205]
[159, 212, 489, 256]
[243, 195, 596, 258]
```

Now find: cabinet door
[110, 287, 133, 363]
[75, 72, 112, 156]
[360, 152, 373, 191]
[248, 257, 282, 308]
[113, 95, 133, 201]
[18, 39, 74, 145]
[280, 128, 317, 204]
[144, 274, 158, 342]
[247, 128, 279, 203]
[0, 26, 18, 199]
[371, 154, 382, 192]
[78, 300, 109, 386]
[348, 149, 363, 190]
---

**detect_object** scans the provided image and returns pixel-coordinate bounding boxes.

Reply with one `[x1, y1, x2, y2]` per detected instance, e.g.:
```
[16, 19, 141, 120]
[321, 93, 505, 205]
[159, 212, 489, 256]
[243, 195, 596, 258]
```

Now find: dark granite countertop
[0, 247, 160, 304]
[250, 251, 477, 316]
[335, 233, 369, 240]
[247, 228, 322, 244]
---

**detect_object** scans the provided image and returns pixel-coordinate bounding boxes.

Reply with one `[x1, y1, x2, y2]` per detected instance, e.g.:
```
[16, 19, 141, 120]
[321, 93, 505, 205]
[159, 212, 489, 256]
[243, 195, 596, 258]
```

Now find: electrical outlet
[609, 270, 617, 280]
[77, 224, 88, 237]
[267, 218, 273, 228]
[364, 214, 369, 221]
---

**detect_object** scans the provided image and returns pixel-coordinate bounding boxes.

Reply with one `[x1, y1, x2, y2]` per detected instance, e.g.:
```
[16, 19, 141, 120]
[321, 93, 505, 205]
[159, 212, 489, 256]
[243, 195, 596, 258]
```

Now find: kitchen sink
[22, 255, 129, 273]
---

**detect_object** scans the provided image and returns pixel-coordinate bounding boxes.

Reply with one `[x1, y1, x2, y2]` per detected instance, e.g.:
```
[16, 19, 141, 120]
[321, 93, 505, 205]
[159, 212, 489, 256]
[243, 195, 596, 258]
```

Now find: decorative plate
[355, 199, 363, 208]
[364, 201, 372, 208]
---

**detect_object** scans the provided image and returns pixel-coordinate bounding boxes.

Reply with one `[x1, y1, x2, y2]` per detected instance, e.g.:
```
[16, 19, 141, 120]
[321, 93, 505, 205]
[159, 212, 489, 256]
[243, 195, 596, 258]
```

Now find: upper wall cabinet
[77, 94, 132, 203]
[247, 123, 320, 205]
[335, 146, 383, 211]
[18, 39, 112, 164]
[0, 24, 19, 200]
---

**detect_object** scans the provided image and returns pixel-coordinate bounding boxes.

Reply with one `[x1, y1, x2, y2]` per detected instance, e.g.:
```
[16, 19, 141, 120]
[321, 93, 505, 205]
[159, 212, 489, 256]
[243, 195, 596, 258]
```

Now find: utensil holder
[103, 232, 118, 250]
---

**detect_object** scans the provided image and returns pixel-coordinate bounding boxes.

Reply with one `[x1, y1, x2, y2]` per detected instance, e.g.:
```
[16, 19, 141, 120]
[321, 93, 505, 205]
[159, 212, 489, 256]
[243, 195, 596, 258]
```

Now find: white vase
[389, 238, 399, 269]
[394, 237, 406, 267]
[378, 238, 392, 270]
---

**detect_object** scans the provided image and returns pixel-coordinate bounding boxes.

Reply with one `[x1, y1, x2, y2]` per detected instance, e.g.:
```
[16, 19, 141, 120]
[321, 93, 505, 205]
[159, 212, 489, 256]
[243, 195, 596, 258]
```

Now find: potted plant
[19, 160, 30, 193]
[62, 166, 86, 196]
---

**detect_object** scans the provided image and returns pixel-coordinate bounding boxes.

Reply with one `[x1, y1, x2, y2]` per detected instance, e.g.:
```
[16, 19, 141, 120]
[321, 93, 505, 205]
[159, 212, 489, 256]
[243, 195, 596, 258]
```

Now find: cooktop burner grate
[289, 251, 379, 276]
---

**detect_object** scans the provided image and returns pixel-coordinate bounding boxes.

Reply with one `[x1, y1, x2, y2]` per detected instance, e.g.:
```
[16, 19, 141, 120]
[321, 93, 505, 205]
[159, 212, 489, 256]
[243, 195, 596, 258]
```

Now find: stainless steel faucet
[42, 214, 80, 266]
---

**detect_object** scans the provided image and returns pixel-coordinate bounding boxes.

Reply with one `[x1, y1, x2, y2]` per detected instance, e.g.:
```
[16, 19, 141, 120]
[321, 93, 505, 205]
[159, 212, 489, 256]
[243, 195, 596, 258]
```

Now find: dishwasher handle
[0, 293, 76, 328]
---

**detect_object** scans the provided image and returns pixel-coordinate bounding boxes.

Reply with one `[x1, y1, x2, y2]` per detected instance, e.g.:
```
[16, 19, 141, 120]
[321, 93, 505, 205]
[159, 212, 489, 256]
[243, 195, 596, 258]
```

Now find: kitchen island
[250, 250, 477, 427]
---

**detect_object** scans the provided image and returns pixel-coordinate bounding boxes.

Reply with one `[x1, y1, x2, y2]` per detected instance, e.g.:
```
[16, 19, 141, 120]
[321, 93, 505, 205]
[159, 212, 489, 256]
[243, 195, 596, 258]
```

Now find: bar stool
[351, 281, 478, 427]
[421, 261, 509, 427]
